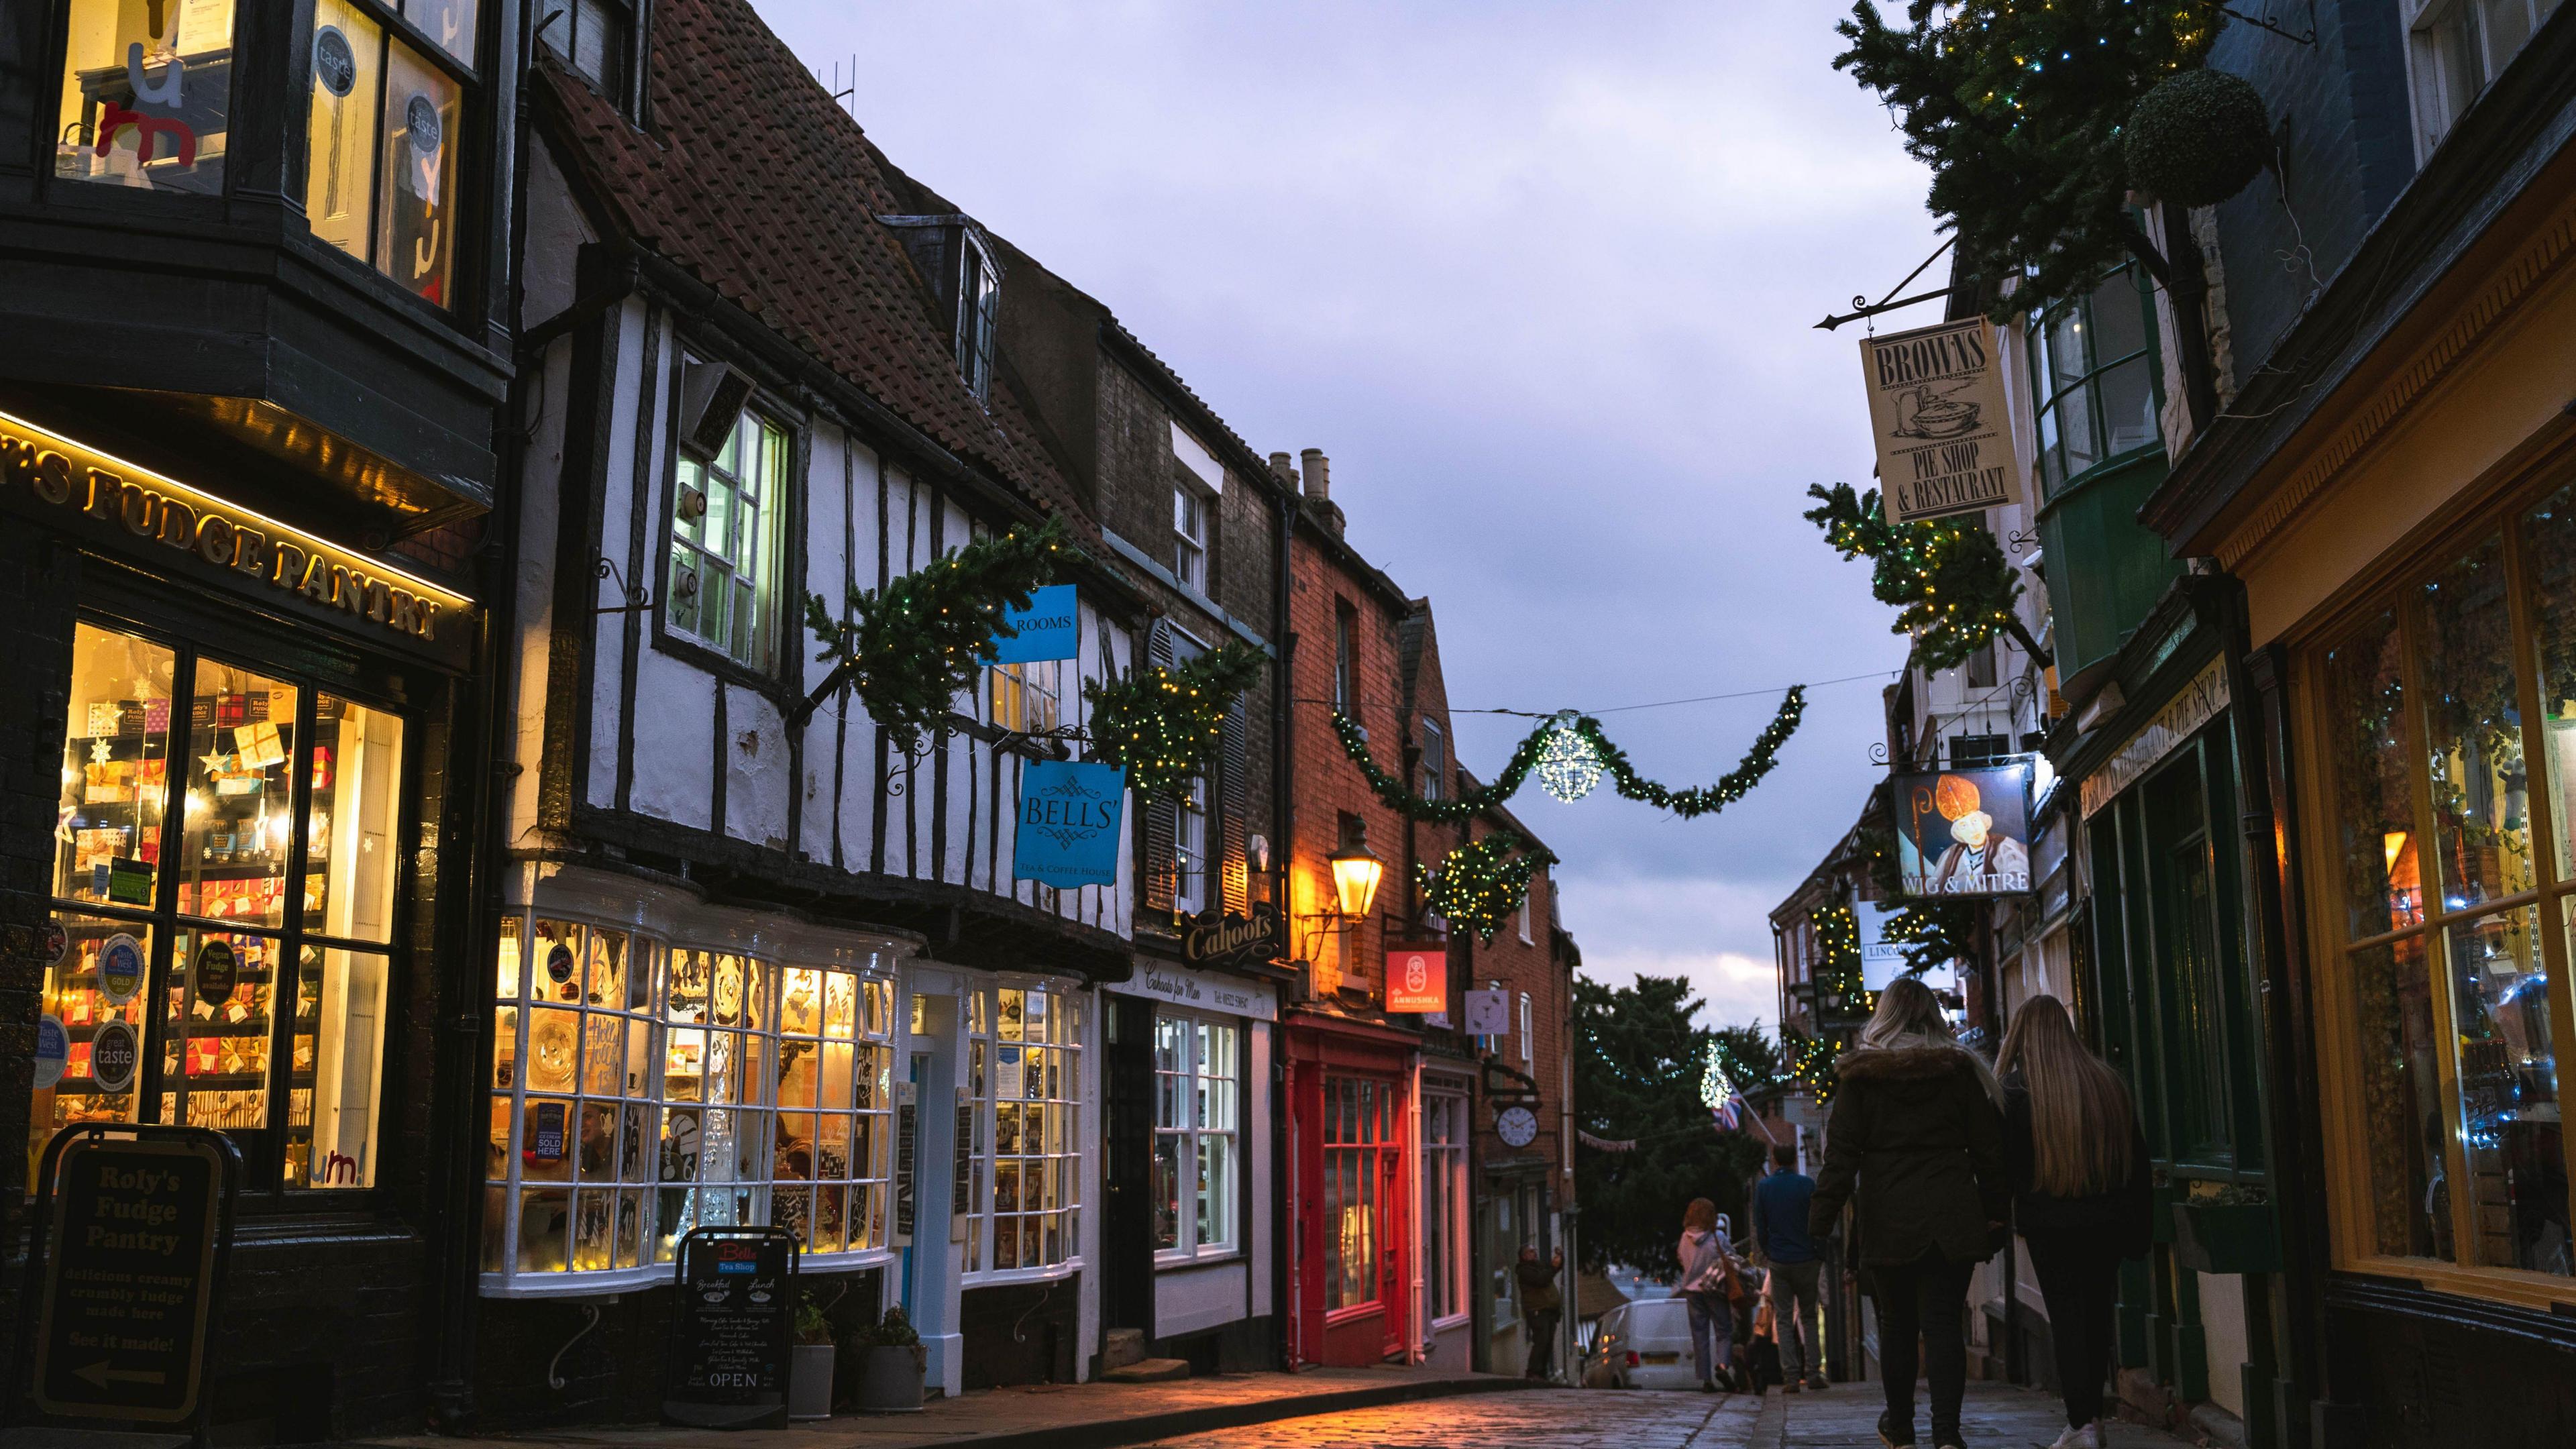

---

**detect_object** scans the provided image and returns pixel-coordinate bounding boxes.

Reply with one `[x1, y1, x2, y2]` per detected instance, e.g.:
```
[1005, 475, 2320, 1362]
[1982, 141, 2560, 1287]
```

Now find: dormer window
[958, 231, 1000, 402]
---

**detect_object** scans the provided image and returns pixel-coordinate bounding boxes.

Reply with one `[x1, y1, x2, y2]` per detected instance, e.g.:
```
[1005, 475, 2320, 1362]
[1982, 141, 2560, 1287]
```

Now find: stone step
[1099, 1357, 1191, 1385]
[1102, 1326, 1147, 1371]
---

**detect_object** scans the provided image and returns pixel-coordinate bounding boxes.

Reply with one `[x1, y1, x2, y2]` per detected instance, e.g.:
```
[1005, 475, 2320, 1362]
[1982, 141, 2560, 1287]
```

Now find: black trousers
[2023, 1228, 2120, 1428]
[1870, 1252, 1975, 1442]
[1524, 1307, 1560, 1378]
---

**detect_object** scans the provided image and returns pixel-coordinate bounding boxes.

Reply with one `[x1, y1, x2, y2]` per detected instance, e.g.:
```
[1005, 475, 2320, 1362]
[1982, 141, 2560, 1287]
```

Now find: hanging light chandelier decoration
[1533, 714, 1605, 803]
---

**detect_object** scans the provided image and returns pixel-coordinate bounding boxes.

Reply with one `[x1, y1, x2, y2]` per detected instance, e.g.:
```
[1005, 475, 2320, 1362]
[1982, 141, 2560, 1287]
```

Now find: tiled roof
[533, 0, 1084, 530]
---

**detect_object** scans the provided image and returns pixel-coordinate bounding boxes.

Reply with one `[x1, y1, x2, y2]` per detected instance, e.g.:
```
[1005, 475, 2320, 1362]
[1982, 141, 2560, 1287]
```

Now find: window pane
[163, 926, 274, 1138]
[58, 624, 176, 908]
[2056, 381, 2100, 478]
[2446, 909, 2567, 1276]
[1195, 1133, 1228, 1248]
[300, 946, 390, 1187]
[2322, 610, 2423, 938]
[402, 0, 478, 65]
[2514, 486, 2576, 882]
[2414, 537, 2533, 911]
[2045, 303, 2091, 395]
[1152, 1132, 1180, 1249]
[179, 662, 297, 931]
[2089, 268, 2149, 370]
[33, 915, 154, 1152]
[304, 695, 405, 942]
[2349, 937, 2453, 1261]
[374, 38, 460, 305]
[56, 0, 232, 195]
[2097, 355, 2157, 457]
[307, 1, 385, 263]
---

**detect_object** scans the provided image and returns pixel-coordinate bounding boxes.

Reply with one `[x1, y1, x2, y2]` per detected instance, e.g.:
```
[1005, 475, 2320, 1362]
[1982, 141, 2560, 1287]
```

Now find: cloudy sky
[755, 0, 1939, 1031]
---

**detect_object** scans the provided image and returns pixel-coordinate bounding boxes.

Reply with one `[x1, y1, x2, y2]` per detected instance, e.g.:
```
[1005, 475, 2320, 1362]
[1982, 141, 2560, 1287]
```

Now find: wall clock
[1496, 1104, 1538, 1148]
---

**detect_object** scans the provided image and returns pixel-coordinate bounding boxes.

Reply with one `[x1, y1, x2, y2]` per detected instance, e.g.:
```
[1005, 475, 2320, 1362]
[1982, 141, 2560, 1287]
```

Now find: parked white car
[1580, 1296, 1705, 1390]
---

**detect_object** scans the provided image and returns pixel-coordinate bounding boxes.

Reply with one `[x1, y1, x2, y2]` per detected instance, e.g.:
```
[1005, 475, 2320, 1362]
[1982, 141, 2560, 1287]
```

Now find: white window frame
[1419, 717, 1446, 802]
[2402, 0, 2562, 162]
[1174, 780, 1210, 916]
[1173, 484, 1209, 594]
[667, 400, 787, 670]
[1519, 991, 1533, 1065]
[958, 231, 1000, 402]
[961, 979, 1086, 1283]
[1151, 1011, 1240, 1262]
[1424, 1089, 1472, 1326]
[1518, 881, 1534, 945]
[988, 657, 1063, 735]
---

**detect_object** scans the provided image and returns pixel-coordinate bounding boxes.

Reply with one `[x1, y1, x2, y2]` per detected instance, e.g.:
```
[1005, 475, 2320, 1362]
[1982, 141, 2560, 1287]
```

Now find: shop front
[1285, 1013, 1415, 1367]
[5, 407, 480, 1438]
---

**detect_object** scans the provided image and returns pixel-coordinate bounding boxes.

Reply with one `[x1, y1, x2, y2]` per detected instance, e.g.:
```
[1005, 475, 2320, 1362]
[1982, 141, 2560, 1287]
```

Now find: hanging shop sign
[664, 1227, 798, 1430]
[0, 413, 474, 667]
[1108, 957, 1279, 1021]
[1858, 319, 2027, 523]
[31, 1126, 239, 1426]
[1384, 942, 1449, 1014]
[1462, 987, 1511, 1036]
[1012, 759, 1126, 888]
[1179, 902, 1287, 973]
[987, 584, 1079, 664]
[1892, 761, 2034, 897]
[2080, 657, 2230, 819]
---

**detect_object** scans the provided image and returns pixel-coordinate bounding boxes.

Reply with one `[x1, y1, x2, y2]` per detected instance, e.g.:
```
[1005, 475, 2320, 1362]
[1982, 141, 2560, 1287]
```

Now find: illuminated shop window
[32, 621, 405, 1194]
[54, 0, 235, 196]
[482, 906, 900, 1290]
[961, 985, 1085, 1277]
[305, 0, 474, 307]
[1152, 1014, 1238, 1258]
[1322, 1075, 1397, 1311]
[989, 658, 1061, 734]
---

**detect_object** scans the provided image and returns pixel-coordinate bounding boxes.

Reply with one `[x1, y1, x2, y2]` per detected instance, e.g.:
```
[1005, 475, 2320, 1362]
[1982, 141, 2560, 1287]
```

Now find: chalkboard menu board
[663, 1227, 799, 1429]
[30, 1126, 239, 1427]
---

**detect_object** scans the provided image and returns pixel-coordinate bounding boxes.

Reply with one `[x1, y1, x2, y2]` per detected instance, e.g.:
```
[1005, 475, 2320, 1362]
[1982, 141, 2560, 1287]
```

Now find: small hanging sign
[1462, 989, 1511, 1037]
[987, 584, 1079, 664]
[1385, 942, 1448, 1014]
[1012, 759, 1126, 888]
[1858, 317, 2027, 524]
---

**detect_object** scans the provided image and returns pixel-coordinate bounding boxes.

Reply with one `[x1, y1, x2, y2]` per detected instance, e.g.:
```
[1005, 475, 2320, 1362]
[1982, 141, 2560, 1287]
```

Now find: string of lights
[1418, 833, 1557, 944]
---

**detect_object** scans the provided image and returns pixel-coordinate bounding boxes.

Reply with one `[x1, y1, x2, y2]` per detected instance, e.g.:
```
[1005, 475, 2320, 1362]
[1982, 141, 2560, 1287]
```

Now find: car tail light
[1624, 1350, 1640, 1367]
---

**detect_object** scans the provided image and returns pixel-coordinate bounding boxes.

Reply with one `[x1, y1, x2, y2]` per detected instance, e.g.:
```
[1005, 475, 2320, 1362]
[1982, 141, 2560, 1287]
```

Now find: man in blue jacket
[1750, 1141, 1827, 1391]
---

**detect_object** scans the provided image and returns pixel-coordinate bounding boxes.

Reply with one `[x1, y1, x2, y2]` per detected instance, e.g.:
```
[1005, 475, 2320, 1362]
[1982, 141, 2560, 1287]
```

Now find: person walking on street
[1808, 977, 2008, 1449]
[1998, 995, 2151, 1449]
[1678, 1197, 1744, 1391]
[1516, 1244, 1564, 1381]
[1752, 1140, 1828, 1391]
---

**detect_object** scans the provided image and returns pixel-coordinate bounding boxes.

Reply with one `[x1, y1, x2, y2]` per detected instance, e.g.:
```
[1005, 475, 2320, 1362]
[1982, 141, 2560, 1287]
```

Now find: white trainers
[2045, 1423, 2100, 1449]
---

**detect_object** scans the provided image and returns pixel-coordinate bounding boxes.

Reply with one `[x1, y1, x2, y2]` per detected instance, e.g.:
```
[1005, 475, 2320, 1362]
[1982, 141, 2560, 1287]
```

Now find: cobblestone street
[1136, 1382, 2202, 1448]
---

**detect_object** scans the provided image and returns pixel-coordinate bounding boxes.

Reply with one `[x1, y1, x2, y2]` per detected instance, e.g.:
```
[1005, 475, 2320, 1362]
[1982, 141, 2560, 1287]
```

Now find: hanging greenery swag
[1419, 833, 1558, 945]
[802, 516, 1070, 755]
[1083, 643, 1267, 802]
[1805, 482, 2050, 669]
[1328, 686, 1808, 824]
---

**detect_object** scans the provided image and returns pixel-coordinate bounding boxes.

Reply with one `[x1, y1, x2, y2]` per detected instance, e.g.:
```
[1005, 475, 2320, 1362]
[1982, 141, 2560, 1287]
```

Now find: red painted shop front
[1287, 1016, 1415, 1366]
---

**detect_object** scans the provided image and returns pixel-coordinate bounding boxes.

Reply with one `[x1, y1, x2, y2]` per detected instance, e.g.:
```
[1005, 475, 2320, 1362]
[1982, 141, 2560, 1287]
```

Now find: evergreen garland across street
[1417, 833, 1558, 945]
[1082, 643, 1268, 801]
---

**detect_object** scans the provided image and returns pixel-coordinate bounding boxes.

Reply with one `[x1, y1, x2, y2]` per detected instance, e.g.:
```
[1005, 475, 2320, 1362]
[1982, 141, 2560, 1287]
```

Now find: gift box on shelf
[188, 1038, 219, 1074]
[144, 698, 170, 735]
[311, 747, 335, 790]
[235, 722, 286, 769]
[215, 694, 250, 727]
[266, 687, 294, 723]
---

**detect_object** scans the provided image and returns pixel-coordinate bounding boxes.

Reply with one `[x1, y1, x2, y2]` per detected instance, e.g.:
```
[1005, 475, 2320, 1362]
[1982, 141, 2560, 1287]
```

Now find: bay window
[1152, 1014, 1238, 1258]
[305, 0, 477, 308]
[2027, 264, 2160, 497]
[35, 621, 406, 1193]
[961, 983, 1085, 1277]
[55, 0, 235, 195]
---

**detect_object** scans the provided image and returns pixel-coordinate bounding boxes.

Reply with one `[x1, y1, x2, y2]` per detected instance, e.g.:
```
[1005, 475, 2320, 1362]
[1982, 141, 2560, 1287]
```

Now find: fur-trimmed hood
[1839, 1044, 1983, 1082]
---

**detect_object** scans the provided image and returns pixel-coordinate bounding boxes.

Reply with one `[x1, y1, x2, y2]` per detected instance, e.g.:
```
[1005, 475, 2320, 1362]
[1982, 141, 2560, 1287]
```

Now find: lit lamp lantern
[1328, 837, 1385, 922]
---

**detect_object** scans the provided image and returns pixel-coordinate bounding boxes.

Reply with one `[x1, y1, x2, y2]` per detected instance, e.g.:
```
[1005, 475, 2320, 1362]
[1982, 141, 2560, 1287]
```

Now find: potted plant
[2171, 1183, 2281, 1274]
[851, 1305, 926, 1413]
[790, 1297, 837, 1421]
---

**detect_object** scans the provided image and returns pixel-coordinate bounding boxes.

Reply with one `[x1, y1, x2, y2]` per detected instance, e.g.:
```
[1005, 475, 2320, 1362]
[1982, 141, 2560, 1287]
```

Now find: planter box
[2171, 1200, 2279, 1274]
[789, 1343, 835, 1421]
[857, 1344, 926, 1413]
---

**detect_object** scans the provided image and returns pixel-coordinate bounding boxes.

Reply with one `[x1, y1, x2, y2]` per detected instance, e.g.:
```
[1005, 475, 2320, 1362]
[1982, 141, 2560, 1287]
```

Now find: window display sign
[987, 584, 1078, 663]
[1385, 942, 1448, 1014]
[1858, 318, 2027, 523]
[1012, 759, 1126, 888]
[663, 1227, 798, 1430]
[1892, 763, 2033, 897]
[30, 1126, 238, 1426]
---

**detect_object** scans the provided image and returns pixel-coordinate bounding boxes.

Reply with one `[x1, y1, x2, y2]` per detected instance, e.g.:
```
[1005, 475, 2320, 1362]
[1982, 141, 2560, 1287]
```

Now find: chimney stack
[1269, 450, 1298, 488]
[1299, 448, 1330, 502]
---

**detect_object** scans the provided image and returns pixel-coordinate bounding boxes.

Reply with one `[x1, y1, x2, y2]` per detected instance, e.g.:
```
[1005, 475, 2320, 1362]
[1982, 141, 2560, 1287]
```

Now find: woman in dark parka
[1808, 976, 2008, 1449]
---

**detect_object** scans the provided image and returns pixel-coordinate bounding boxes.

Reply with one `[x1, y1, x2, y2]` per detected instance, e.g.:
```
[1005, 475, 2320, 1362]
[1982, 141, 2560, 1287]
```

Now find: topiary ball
[2125, 68, 2270, 209]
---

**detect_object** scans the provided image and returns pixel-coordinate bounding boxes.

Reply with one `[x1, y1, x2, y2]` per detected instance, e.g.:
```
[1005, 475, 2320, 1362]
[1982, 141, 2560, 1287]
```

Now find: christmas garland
[1329, 686, 1807, 823]
[1782, 1024, 1843, 1106]
[1419, 833, 1557, 945]
[1805, 483, 2049, 669]
[804, 516, 1069, 755]
[1083, 643, 1267, 802]
[1810, 901, 1875, 1022]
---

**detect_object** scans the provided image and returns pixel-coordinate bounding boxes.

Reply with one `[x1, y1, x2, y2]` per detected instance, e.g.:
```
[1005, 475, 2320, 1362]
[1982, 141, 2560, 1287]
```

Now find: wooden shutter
[1140, 621, 1178, 915]
[1220, 698, 1249, 914]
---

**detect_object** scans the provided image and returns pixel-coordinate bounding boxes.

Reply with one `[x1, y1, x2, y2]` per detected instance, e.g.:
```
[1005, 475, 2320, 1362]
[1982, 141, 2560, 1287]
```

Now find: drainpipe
[1269, 471, 1296, 1369]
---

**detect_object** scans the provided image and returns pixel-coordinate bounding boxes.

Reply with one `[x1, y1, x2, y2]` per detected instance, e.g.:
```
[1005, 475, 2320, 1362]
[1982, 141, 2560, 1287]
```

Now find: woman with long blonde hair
[1996, 995, 2151, 1449]
[1807, 976, 2006, 1449]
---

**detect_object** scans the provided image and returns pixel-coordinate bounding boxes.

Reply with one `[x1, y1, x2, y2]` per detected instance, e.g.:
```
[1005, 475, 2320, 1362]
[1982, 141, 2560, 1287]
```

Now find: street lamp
[1328, 835, 1385, 922]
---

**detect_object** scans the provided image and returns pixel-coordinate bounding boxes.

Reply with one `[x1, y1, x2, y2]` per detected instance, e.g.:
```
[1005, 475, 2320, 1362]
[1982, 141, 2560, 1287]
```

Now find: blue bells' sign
[987, 584, 1079, 664]
[1013, 759, 1126, 888]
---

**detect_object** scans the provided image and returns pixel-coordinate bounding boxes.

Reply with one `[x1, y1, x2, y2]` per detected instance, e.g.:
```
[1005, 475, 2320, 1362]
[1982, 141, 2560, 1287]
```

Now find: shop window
[305, 1, 474, 308]
[482, 914, 899, 1287]
[1424, 1091, 1470, 1324]
[1322, 1075, 1395, 1311]
[962, 985, 1085, 1278]
[668, 407, 788, 669]
[2307, 495, 2576, 1289]
[989, 658, 1061, 734]
[1152, 1014, 1238, 1258]
[54, 0, 235, 195]
[2027, 265, 2160, 496]
[34, 622, 405, 1194]
[537, 0, 627, 99]
[2403, 0, 2563, 161]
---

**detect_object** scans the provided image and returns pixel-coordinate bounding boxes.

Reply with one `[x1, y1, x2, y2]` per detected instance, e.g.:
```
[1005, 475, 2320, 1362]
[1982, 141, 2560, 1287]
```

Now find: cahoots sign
[1858, 318, 2028, 525]
[0, 412, 472, 663]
